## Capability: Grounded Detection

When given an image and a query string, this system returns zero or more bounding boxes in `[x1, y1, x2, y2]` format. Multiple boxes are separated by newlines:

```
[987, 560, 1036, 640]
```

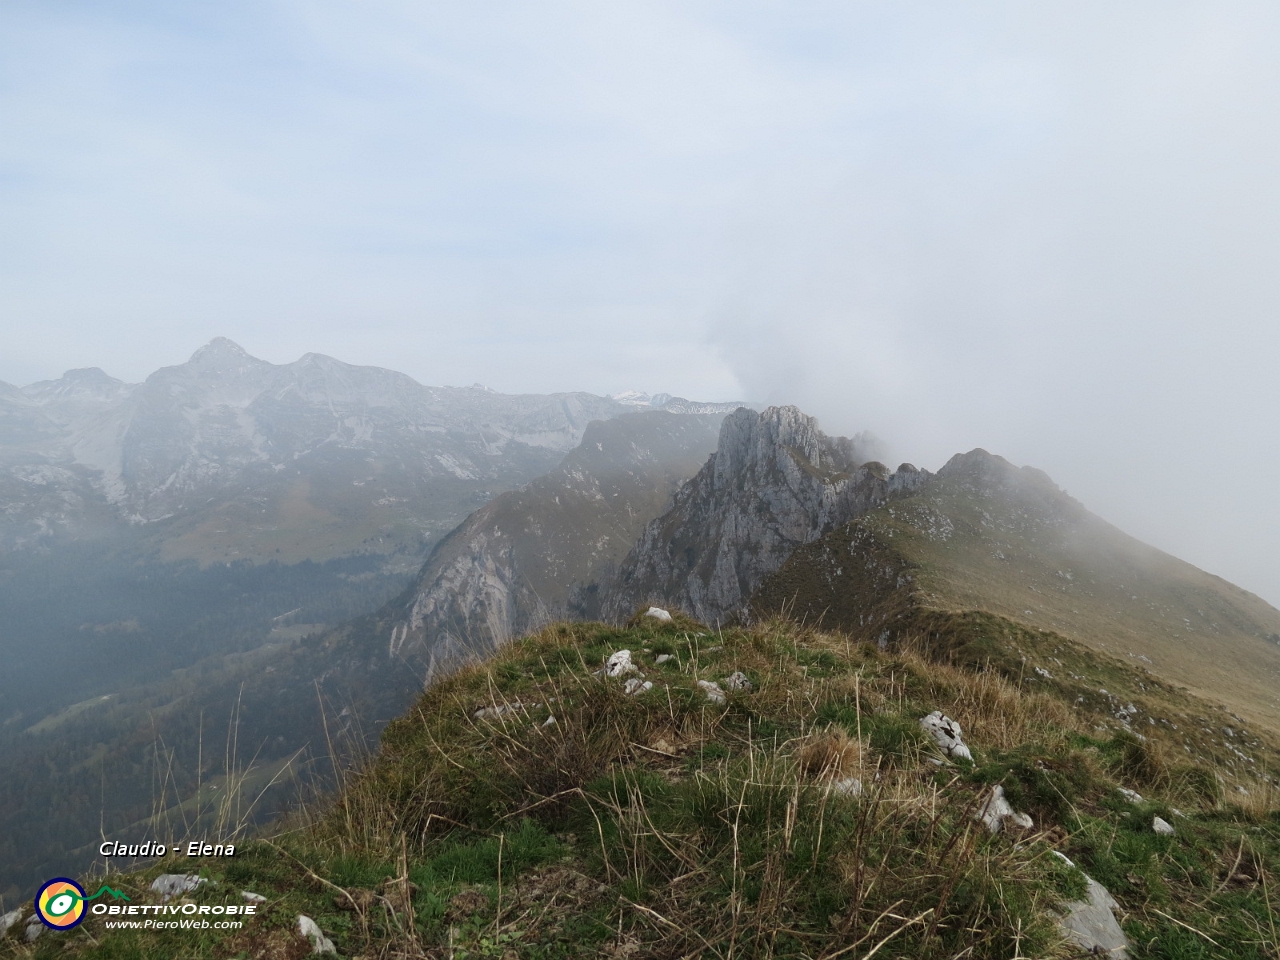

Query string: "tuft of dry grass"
[797, 728, 864, 780]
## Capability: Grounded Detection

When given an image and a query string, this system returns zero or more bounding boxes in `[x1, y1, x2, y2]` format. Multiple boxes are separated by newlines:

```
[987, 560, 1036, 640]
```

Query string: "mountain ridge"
[389, 411, 728, 678]
[753, 445, 1280, 733]
[600, 405, 923, 625]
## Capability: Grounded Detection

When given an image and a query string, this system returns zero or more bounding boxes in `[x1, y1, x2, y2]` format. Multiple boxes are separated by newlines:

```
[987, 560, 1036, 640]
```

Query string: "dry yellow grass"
[796, 728, 864, 780]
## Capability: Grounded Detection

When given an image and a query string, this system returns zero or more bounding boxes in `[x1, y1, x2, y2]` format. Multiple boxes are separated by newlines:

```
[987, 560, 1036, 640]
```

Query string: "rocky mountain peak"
[937, 448, 1077, 515]
[601, 406, 928, 625]
[189, 336, 253, 363]
[21, 367, 132, 403]
[712, 405, 860, 489]
[170, 338, 273, 388]
[391, 410, 728, 677]
[61, 366, 120, 385]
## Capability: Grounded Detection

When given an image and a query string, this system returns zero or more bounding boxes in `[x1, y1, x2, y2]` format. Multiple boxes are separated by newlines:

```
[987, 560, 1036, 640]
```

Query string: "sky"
[2, 1, 1280, 604]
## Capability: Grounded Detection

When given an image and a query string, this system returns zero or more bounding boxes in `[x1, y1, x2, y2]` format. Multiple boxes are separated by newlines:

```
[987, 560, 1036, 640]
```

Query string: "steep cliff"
[390, 411, 726, 676]
[601, 406, 928, 624]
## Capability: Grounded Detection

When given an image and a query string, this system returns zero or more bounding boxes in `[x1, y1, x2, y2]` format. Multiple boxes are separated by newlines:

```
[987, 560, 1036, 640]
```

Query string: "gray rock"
[150, 874, 206, 900]
[604, 650, 639, 677]
[977, 785, 1033, 833]
[722, 671, 753, 692]
[655, 654, 674, 665]
[831, 777, 863, 797]
[472, 702, 528, 720]
[644, 606, 673, 622]
[698, 680, 726, 705]
[623, 677, 653, 696]
[1153, 816, 1175, 836]
[1059, 875, 1130, 958]
[920, 711, 973, 761]
[24, 914, 43, 942]
[1116, 787, 1143, 804]
[0, 908, 23, 937]
[240, 891, 267, 904]
[602, 406, 923, 625]
[297, 914, 337, 954]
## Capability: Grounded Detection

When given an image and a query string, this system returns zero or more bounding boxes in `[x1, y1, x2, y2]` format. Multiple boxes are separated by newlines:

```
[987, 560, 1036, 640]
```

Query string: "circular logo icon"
[35, 878, 87, 930]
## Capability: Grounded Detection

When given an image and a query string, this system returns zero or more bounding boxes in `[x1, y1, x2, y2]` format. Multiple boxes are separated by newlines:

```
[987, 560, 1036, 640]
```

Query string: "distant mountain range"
[0, 337, 746, 563]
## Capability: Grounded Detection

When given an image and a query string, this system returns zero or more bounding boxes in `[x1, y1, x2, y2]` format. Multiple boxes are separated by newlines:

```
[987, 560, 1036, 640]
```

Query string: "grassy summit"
[5, 613, 1278, 959]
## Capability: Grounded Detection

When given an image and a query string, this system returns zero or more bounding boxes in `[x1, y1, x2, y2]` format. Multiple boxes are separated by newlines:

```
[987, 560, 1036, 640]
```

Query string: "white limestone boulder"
[920, 711, 973, 761]
[977, 785, 1034, 834]
[298, 915, 337, 954]
[604, 650, 639, 677]
[723, 671, 753, 692]
[1053, 854, 1130, 959]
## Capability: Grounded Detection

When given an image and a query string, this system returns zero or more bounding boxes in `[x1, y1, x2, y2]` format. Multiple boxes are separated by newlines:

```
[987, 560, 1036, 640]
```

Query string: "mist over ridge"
[2, 3, 1277, 605]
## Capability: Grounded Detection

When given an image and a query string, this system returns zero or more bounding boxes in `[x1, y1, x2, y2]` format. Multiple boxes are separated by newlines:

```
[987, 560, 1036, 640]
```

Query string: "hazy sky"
[3, 2, 1280, 605]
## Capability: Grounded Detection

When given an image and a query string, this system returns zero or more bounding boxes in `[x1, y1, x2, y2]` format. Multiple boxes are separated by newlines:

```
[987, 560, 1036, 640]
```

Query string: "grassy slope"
[5, 615, 1278, 959]
[756, 449, 1280, 736]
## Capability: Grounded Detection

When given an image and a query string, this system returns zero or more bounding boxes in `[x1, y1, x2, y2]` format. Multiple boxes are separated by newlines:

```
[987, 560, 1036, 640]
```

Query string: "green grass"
[4, 615, 1278, 959]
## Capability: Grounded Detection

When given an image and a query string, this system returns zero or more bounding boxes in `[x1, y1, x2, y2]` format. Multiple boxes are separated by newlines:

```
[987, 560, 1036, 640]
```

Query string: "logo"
[34, 878, 131, 930]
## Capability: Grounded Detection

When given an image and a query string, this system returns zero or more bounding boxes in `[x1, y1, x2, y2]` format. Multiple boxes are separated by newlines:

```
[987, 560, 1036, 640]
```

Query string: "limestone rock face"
[602, 407, 926, 625]
[390, 412, 726, 678]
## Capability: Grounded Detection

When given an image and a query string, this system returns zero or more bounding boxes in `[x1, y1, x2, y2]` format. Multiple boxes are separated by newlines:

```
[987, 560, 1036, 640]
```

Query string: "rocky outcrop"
[1054, 853, 1130, 958]
[390, 412, 726, 677]
[920, 711, 973, 762]
[0, 907, 23, 937]
[601, 406, 927, 625]
[297, 915, 337, 954]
